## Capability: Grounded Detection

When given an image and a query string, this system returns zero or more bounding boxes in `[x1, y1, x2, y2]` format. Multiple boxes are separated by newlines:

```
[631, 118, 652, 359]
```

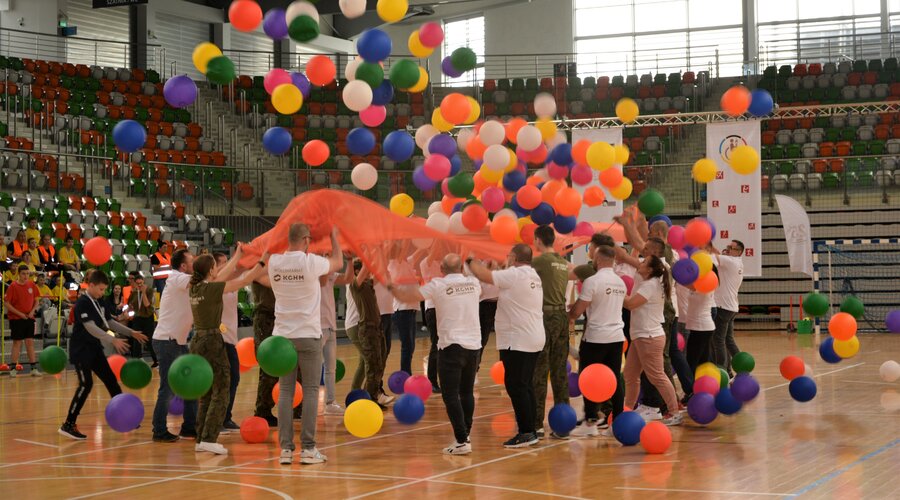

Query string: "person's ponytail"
[190, 254, 215, 289]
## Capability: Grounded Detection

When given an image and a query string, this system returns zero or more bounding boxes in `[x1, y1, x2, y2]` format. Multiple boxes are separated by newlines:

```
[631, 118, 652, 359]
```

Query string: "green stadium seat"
[823, 172, 840, 188]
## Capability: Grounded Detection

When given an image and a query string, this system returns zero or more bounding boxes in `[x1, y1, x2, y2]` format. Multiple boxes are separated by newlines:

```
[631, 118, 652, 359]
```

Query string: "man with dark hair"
[4, 265, 42, 376]
[59, 236, 81, 272]
[126, 271, 157, 366]
[711, 239, 745, 375]
[570, 232, 616, 282]
[530, 225, 571, 439]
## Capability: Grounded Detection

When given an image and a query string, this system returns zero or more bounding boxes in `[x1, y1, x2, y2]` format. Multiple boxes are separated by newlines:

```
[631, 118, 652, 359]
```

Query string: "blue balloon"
[548, 403, 577, 435]
[372, 80, 394, 105]
[819, 337, 842, 364]
[388, 370, 409, 394]
[789, 376, 817, 402]
[550, 143, 573, 166]
[345, 389, 371, 407]
[347, 127, 376, 156]
[452, 201, 464, 213]
[648, 214, 672, 227]
[384, 130, 415, 162]
[502, 170, 526, 192]
[449, 155, 462, 177]
[748, 89, 774, 117]
[672, 258, 700, 285]
[442, 56, 463, 78]
[611, 411, 645, 446]
[112, 119, 146, 153]
[428, 134, 457, 157]
[531, 202, 556, 225]
[510, 196, 530, 217]
[714, 387, 743, 415]
[357, 28, 392, 63]
[393, 394, 425, 424]
[554, 214, 577, 234]
[262, 126, 292, 155]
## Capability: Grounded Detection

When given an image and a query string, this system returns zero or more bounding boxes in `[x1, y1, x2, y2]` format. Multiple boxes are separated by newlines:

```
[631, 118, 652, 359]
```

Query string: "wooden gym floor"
[0, 332, 898, 499]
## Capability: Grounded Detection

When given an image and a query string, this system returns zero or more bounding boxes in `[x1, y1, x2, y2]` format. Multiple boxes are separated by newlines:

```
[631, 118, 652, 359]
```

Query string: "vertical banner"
[706, 121, 762, 276]
[775, 194, 814, 277]
[570, 128, 624, 265]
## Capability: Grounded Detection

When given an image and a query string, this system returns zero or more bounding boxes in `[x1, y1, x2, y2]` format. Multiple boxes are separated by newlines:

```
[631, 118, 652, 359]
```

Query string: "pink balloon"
[573, 221, 594, 236]
[419, 22, 444, 47]
[515, 161, 527, 174]
[668, 225, 685, 250]
[441, 177, 451, 197]
[403, 374, 433, 401]
[360, 105, 386, 127]
[547, 162, 568, 180]
[481, 187, 505, 213]
[677, 249, 688, 260]
[677, 332, 686, 351]
[264, 68, 292, 95]
[423, 154, 451, 181]
[570, 164, 593, 185]
[621, 274, 634, 295]
[694, 375, 720, 396]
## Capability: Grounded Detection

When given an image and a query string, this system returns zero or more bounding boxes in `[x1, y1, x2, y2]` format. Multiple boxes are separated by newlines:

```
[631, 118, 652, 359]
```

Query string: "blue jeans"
[151, 339, 197, 437]
[670, 321, 693, 396]
[392, 310, 417, 375]
[224, 342, 240, 422]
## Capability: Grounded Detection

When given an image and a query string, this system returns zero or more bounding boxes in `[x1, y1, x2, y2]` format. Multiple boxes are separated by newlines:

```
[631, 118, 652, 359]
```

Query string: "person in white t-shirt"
[469, 244, 544, 449]
[387, 253, 481, 456]
[269, 224, 343, 466]
[622, 255, 682, 426]
[710, 240, 745, 374]
[319, 266, 354, 416]
[213, 252, 242, 434]
[568, 245, 627, 437]
[387, 244, 425, 375]
[685, 280, 717, 372]
[420, 248, 444, 392]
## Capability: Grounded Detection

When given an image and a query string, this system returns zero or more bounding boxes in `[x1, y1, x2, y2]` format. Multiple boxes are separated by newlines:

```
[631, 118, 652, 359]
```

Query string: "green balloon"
[731, 351, 755, 374]
[840, 295, 865, 319]
[168, 354, 213, 400]
[288, 15, 320, 43]
[803, 291, 829, 317]
[450, 47, 477, 72]
[718, 368, 730, 389]
[355, 62, 384, 89]
[637, 188, 665, 217]
[389, 59, 420, 89]
[336, 359, 345, 383]
[38, 346, 67, 375]
[120, 359, 153, 390]
[448, 172, 475, 197]
[206, 55, 236, 86]
[257, 335, 298, 378]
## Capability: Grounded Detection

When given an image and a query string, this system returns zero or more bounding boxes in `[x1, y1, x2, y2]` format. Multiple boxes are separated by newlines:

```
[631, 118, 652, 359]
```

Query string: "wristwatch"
[258, 261, 266, 267]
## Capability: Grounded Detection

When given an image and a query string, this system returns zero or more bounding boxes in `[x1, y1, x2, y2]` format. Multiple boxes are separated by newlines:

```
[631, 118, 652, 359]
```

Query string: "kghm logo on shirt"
[445, 284, 478, 295]
[272, 274, 305, 283]
[606, 287, 626, 295]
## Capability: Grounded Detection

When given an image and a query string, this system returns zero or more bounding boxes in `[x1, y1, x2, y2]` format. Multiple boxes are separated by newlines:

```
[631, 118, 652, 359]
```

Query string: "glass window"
[634, 32, 688, 75]
[690, 27, 744, 76]
[758, 0, 797, 23]
[798, 0, 854, 19]
[575, 4, 633, 38]
[443, 16, 485, 85]
[634, 0, 687, 32]
[854, 0, 881, 15]
[576, 37, 633, 77]
[690, 0, 741, 28]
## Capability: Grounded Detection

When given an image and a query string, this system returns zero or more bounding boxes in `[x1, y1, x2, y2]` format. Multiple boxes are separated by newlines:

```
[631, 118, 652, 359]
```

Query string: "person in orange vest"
[7, 230, 28, 260]
[151, 240, 172, 294]
[38, 234, 59, 273]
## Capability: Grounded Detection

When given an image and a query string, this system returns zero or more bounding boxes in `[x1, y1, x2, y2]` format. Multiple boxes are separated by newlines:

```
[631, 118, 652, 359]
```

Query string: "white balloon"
[534, 92, 557, 117]
[483, 144, 510, 171]
[415, 124, 439, 150]
[426, 212, 450, 233]
[517, 125, 542, 152]
[351, 162, 377, 190]
[546, 131, 568, 149]
[457, 128, 475, 152]
[881, 390, 900, 412]
[803, 363, 813, 377]
[427, 201, 443, 216]
[479, 120, 505, 146]
[339, 0, 367, 19]
[880, 360, 900, 382]
[344, 57, 363, 81]
[494, 208, 518, 221]
[286, 0, 320, 23]
[448, 211, 468, 234]
[343, 80, 373, 112]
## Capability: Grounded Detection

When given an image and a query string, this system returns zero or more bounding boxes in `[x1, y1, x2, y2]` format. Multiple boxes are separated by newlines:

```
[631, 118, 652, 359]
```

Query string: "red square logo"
[712, 200, 720, 208]
[728, 205, 737, 214]
[748, 222, 756, 230]
[745, 248, 755, 257]
[741, 185, 750, 193]
[720, 230, 729, 239]
[715, 171, 725, 180]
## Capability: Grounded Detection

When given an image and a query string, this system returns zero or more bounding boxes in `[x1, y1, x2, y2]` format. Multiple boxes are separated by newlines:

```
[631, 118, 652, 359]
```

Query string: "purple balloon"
[388, 370, 409, 394]
[442, 56, 463, 78]
[413, 165, 437, 191]
[886, 310, 900, 333]
[168, 396, 184, 415]
[687, 392, 718, 425]
[291, 72, 311, 99]
[730, 374, 760, 402]
[567, 372, 581, 397]
[163, 75, 197, 108]
[428, 134, 457, 157]
[263, 8, 288, 40]
[105, 393, 144, 433]
[672, 259, 700, 285]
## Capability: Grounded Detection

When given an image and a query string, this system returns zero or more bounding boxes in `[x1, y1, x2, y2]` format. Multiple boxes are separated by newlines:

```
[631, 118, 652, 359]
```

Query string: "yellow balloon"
[609, 177, 633, 200]
[376, 0, 408, 23]
[407, 66, 429, 93]
[535, 117, 557, 141]
[728, 145, 760, 175]
[271, 83, 303, 115]
[480, 165, 503, 183]
[692, 158, 717, 183]
[695, 362, 721, 384]
[517, 216, 533, 230]
[431, 108, 454, 132]
[691, 251, 713, 276]
[192, 42, 222, 75]
[833, 335, 860, 358]
[390, 193, 414, 217]
[503, 147, 517, 172]
[587, 142, 615, 171]
[465, 96, 481, 124]
[343, 399, 384, 438]
[616, 97, 639, 123]
[408, 31, 433, 58]
[614, 144, 630, 164]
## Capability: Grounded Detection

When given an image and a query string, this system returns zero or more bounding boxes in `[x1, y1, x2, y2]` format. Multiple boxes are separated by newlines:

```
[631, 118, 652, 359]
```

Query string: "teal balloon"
[168, 354, 213, 400]
[38, 346, 67, 374]
[120, 359, 153, 389]
[257, 335, 298, 377]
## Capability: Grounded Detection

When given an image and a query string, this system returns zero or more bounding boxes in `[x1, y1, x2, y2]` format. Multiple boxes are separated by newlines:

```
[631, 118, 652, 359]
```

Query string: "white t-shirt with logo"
[389, 258, 419, 312]
[419, 259, 443, 310]
[629, 277, 666, 339]
[676, 284, 691, 324]
[268, 251, 331, 339]
[222, 291, 239, 345]
[419, 273, 482, 350]
[374, 282, 393, 316]
[320, 273, 337, 331]
[344, 284, 359, 329]
[492, 266, 545, 352]
[154, 270, 193, 345]
[686, 289, 716, 332]
[714, 254, 743, 313]
[579, 268, 626, 344]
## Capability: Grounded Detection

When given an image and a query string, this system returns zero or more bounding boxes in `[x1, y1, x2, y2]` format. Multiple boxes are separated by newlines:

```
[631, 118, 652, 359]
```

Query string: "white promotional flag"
[706, 121, 762, 276]
[570, 128, 624, 265]
[775, 194, 814, 277]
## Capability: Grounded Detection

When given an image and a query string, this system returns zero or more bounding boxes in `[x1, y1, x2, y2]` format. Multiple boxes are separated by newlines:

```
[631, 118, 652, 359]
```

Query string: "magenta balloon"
[547, 162, 568, 180]
[668, 225, 686, 250]
[423, 154, 451, 181]
[360, 105, 386, 127]
[263, 8, 288, 40]
[694, 375, 720, 396]
[441, 177, 451, 197]
[418, 22, 444, 47]
[481, 187, 505, 213]
[573, 221, 594, 237]
[264, 68, 292, 95]
[570, 164, 593, 185]
[621, 274, 634, 295]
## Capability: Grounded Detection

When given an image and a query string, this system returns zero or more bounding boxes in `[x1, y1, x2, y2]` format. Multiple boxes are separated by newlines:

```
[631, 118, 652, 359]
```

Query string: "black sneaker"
[549, 431, 570, 440]
[536, 428, 545, 440]
[59, 422, 87, 440]
[153, 431, 180, 443]
[179, 429, 197, 439]
[503, 432, 539, 449]
[257, 414, 278, 427]
[292, 411, 303, 420]
[222, 420, 240, 432]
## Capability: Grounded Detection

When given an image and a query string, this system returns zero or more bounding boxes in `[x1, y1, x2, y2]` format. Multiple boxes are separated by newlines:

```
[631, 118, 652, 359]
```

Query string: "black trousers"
[130, 316, 157, 362]
[66, 351, 122, 425]
[500, 349, 539, 435]
[686, 329, 714, 372]
[579, 340, 624, 421]
[476, 300, 497, 370]
[438, 343, 479, 444]
[425, 308, 440, 388]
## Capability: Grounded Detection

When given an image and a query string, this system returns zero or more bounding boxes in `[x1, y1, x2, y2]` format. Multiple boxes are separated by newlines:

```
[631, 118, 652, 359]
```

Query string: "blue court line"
[789, 438, 900, 498]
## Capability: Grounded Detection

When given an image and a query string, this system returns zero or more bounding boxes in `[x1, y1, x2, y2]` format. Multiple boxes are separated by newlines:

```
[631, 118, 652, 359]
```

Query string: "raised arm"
[213, 244, 245, 283]
[356, 265, 372, 286]
[467, 259, 494, 285]
[328, 228, 344, 273]
[623, 293, 648, 311]
[224, 256, 269, 294]
[386, 282, 425, 304]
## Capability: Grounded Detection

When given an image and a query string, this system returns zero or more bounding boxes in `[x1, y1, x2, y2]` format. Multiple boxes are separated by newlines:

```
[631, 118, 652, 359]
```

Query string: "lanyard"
[87, 296, 111, 331]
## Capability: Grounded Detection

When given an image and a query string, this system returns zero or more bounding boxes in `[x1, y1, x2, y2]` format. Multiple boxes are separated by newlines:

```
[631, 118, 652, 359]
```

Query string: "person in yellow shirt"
[25, 218, 40, 247]
[58, 237, 81, 272]
[5, 254, 37, 283]
[26, 239, 41, 267]
[36, 273, 55, 301]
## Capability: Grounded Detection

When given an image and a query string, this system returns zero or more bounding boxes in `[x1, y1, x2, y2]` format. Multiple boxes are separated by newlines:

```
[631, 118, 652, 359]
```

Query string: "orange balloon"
[828, 312, 858, 341]
[272, 381, 303, 408]
[465, 135, 487, 160]
[721, 85, 751, 117]
[461, 204, 488, 231]
[306, 55, 336, 87]
[540, 179, 565, 204]
[236, 337, 257, 367]
[684, 218, 713, 248]
[490, 216, 518, 244]
[302, 139, 330, 166]
[525, 175, 543, 187]
[441, 195, 464, 215]
[107, 354, 127, 381]
[599, 168, 623, 189]
[473, 170, 491, 195]
[490, 361, 505, 385]
[554, 187, 582, 216]
[693, 271, 718, 294]
[440, 93, 471, 125]
[578, 363, 617, 403]
[505, 118, 528, 143]
[520, 223, 537, 244]
[779, 355, 805, 380]
[517, 185, 542, 209]
[572, 139, 591, 165]
[583, 186, 606, 206]
[640, 421, 672, 454]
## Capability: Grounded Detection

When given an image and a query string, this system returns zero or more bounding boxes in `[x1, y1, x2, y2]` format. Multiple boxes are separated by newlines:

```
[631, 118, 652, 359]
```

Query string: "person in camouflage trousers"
[191, 328, 231, 444]
[348, 259, 390, 403]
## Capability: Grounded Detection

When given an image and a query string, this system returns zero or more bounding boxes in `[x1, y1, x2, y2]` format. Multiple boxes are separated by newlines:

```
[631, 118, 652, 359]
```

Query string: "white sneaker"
[600, 428, 614, 438]
[300, 447, 327, 464]
[570, 420, 599, 437]
[279, 449, 293, 465]
[377, 394, 395, 406]
[196, 441, 228, 455]
[9, 369, 16, 378]
[324, 403, 345, 416]
[194, 443, 201, 452]
[662, 413, 683, 426]
[637, 405, 662, 422]
[442, 441, 472, 455]
[31, 368, 43, 377]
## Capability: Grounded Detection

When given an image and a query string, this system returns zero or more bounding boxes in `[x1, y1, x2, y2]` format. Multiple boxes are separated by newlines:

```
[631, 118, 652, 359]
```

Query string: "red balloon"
[240, 416, 270, 444]
[684, 218, 713, 248]
[272, 381, 303, 408]
[520, 223, 537, 244]
[489, 361, 505, 385]
[229, 0, 263, 32]
[236, 337, 257, 367]
[403, 374, 433, 401]
[640, 421, 672, 454]
[306, 55, 336, 87]
[516, 185, 542, 210]
[84, 236, 112, 266]
[302, 139, 330, 166]
[779, 355, 805, 380]
[579, 363, 617, 402]
[107, 354, 127, 381]
[461, 204, 488, 231]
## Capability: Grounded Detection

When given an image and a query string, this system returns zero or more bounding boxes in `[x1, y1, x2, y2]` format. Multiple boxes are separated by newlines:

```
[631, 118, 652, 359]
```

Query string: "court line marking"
[0, 441, 152, 469]
[14, 439, 60, 450]
[614, 486, 793, 496]
[0, 476, 291, 500]
[51, 465, 393, 482]
[840, 379, 898, 386]
[590, 460, 680, 466]
[787, 438, 900, 498]
[762, 362, 865, 391]
[426, 479, 591, 499]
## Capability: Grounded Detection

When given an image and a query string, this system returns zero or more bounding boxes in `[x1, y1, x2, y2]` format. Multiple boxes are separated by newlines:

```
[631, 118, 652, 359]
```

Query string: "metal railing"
[760, 30, 900, 71]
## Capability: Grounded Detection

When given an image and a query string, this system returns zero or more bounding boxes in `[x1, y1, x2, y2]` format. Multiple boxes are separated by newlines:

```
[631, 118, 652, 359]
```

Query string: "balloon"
[112, 119, 146, 153]
[272, 83, 303, 114]
[415, 125, 439, 151]
[425, 212, 450, 233]
[684, 218, 713, 247]
[389, 59, 420, 89]
[355, 62, 384, 88]
[839, 296, 865, 319]
[693, 271, 718, 294]
[609, 177, 633, 200]
[691, 251, 713, 276]
[39, 345, 67, 374]
[257, 336, 298, 378]
[550, 143, 573, 166]
[489, 361, 505, 385]
[376, 0, 408, 23]
[534, 92, 557, 117]
[272, 381, 303, 408]
[347, 127, 376, 156]
[428, 133, 457, 158]
[554, 187, 582, 217]
[419, 21, 444, 47]
[789, 376, 817, 402]
[371, 79, 394, 105]
[833, 335, 860, 358]
[803, 292, 830, 317]
[105, 393, 144, 433]
[479, 120, 506, 146]
[345, 57, 362, 82]
[306, 55, 336, 86]
[450, 47, 477, 72]
[390, 193, 414, 217]
[169, 354, 214, 399]
[549, 404, 578, 435]
[692, 158, 717, 183]
[440, 93, 471, 125]
[748, 88, 774, 117]
[403, 374, 433, 401]
[490, 216, 518, 244]
[502, 170, 526, 192]
[384, 130, 415, 162]
[729, 145, 760, 175]
[579, 363, 617, 402]
[192, 42, 222, 74]
[423, 154, 451, 181]
[481, 187, 505, 213]
[879, 360, 900, 382]
[819, 337, 842, 364]
[668, 225, 685, 249]
[614, 144, 630, 164]
[731, 352, 755, 373]
[431, 108, 454, 132]
[286, 0, 320, 23]
[534, 117, 557, 140]
[779, 355, 805, 380]
[637, 188, 665, 217]
[407, 66, 429, 93]
[581, 186, 605, 207]
[163, 75, 198, 108]
[291, 72, 311, 98]
[612, 411, 645, 446]
[504, 117, 527, 143]
[360, 105, 386, 127]
[587, 142, 615, 170]
[554, 214, 577, 234]
[263, 8, 288, 40]
[828, 312, 857, 341]
[120, 359, 152, 390]
[393, 394, 425, 424]
[442, 56, 463, 78]
[344, 399, 384, 437]
[351, 163, 378, 191]
[240, 416, 270, 443]
[446, 172, 473, 198]
[263, 126, 292, 155]
[343, 80, 374, 112]
[715, 387, 743, 415]
[339, 0, 367, 18]
[264, 68, 292, 95]
[530, 202, 555, 225]
[168, 396, 184, 415]
[540, 179, 565, 204]
[461, 204, 488, 231]
[346, 389, 371, 406]
[205, 55, 236, 85]
[687, 392, 718, 425]
[640, 422, 672, 454]
[229, 0, 263, 32]
[517, 185, 542, 210]
[484, 144, 511, 171]
[388, 370, 410, 394]
[464, 96, 481, 123]
[236, 337, 257, 367]
[886, 310, 900, 332]
[731, 373, 760, 402]
[547, 162, 568, 180]
[694, 375, 720, 396]
[357, 28, 392, 62]
[721, 85, 751, 117]
[516, 125, 543, 152]
[288, 15, 319, 43]
[302, 139, 330, 166]
[616, 97, 639, 123]
[84, 236, 112, 266]
[672, 258, 699, 285]
[408, 31, 433, 58]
